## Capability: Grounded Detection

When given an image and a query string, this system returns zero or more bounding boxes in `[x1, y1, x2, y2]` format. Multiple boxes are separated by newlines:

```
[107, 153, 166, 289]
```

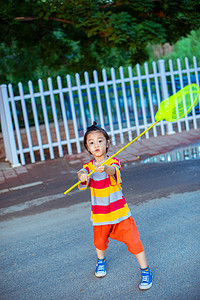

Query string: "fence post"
[158, 59, 175, 135]
[0, 85, 21, 167]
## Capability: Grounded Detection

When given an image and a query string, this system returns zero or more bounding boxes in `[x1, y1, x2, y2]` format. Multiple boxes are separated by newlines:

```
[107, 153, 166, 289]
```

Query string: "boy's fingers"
[80, 175, 87, 182]
[96, 166, 104, 173]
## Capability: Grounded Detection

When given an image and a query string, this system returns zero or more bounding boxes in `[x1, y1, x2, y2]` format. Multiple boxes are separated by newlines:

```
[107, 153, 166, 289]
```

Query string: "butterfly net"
[155, 84, 199, 122]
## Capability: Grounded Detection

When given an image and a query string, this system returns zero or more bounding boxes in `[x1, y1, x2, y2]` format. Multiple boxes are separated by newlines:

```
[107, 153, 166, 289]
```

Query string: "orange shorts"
[93, 216, 144, 255]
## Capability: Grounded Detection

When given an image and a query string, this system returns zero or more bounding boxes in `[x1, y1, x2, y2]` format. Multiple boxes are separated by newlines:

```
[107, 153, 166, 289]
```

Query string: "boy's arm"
[104, 165, 115, 176]
[96, 159, 121, 185]
[95, 164, 115, 176]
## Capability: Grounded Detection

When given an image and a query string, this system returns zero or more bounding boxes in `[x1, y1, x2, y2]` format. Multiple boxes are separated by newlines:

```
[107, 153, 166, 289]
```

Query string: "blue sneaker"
[95, 258, 106, 278]
[139, 266, 153, 290]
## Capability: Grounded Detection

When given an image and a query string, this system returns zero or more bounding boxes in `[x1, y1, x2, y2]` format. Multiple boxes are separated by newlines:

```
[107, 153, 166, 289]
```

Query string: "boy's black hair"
[84, 121, 110, 154]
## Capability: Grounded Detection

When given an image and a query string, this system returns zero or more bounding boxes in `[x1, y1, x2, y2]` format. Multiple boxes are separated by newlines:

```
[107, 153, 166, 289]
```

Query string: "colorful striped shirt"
[78, 157, 131, 226]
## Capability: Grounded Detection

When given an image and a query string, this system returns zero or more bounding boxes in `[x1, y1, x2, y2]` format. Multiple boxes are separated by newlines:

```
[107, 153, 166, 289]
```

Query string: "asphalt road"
[1, 159, 200, 221]
[0, 159, 200, 299]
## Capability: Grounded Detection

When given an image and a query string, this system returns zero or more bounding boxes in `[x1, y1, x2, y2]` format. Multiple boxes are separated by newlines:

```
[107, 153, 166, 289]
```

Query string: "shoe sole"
[95, 271, 107, 278]
[139, 282, 152, 290]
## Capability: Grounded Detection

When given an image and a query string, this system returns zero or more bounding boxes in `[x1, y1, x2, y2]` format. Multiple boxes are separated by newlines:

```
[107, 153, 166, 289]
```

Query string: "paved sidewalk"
[0, 129, 200, 192]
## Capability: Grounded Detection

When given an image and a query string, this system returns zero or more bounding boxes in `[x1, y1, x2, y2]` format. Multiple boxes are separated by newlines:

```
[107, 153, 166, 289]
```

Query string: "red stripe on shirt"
[91, 197, 126, 214]
[89, 177, 110, 189]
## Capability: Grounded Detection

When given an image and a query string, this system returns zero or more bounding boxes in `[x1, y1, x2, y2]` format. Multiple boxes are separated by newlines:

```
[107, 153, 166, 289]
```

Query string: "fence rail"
[0, 57, 200, 166]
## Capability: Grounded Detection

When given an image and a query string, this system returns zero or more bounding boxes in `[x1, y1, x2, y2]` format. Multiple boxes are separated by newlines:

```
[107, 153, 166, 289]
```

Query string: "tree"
[0, 0, 200, 85]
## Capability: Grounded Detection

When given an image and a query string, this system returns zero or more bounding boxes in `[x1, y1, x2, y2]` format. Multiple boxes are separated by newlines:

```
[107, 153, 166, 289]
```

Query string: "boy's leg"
[109, 217, 152, 289]
[96, 248, 105, 260]
[136, 251, 152, 290]
[95, 253, 107, 278]
[93, 225, 111, 278]
[135, 251, 147, 269]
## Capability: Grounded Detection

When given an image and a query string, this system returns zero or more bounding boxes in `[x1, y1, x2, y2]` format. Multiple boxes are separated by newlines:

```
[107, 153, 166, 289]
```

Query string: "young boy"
[77, 122, 152, 290]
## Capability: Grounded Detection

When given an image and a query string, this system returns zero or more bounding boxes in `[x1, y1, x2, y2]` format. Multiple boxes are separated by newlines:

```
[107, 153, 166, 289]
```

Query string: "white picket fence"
[0, 57, 200, 166]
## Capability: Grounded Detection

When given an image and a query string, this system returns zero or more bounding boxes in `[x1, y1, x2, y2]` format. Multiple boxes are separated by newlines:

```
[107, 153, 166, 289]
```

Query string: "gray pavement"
[1, 190, 199, 299]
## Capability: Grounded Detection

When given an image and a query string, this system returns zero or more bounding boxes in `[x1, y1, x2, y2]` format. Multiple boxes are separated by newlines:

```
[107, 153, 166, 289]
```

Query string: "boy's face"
[86, 131, 109, 160]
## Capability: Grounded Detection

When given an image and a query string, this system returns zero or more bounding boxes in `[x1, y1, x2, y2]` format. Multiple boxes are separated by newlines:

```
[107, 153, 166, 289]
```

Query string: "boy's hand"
[78, 172, 88, 183]
[96, 164, 115, 176]
[95, 165, 106, 173]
